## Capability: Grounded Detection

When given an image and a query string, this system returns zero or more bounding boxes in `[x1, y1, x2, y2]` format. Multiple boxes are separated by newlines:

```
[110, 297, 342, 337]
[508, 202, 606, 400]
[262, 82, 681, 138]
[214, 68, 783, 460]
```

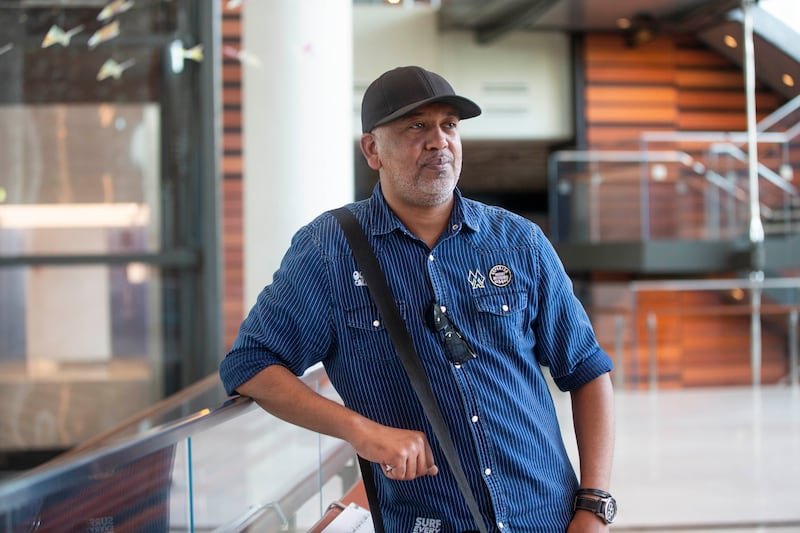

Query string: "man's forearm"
[236, 364, 439, 479]
[570, 372, 615, 489]
[236, 364, 371, 442]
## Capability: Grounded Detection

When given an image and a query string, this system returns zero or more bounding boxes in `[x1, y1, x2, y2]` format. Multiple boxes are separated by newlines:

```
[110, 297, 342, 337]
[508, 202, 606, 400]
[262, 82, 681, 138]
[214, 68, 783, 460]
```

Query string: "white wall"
[243, 0, 354, 307]
[353, 5, 574, 141]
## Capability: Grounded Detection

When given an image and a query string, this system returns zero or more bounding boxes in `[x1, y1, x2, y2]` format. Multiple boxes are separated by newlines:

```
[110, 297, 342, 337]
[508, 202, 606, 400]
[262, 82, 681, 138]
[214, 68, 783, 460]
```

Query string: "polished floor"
[553, 383, 800, 532]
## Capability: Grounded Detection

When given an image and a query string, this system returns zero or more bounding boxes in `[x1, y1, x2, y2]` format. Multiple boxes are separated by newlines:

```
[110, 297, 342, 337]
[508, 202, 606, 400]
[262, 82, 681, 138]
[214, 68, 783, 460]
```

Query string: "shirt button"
[451, 224, 459, 231]
[484, 468, 492, 476]
[498, 522, 505, 529]
[428, 254, 434, 262]
[454, 363, 461, 369]
[372, 320, 380, 328]
[471, 415, 478, 423]
[501, 304, 509, 312]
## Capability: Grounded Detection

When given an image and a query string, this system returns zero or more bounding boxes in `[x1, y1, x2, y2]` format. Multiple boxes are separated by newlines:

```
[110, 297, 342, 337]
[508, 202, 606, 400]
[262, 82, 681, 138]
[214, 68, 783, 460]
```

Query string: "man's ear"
[359, 133, 382, 171]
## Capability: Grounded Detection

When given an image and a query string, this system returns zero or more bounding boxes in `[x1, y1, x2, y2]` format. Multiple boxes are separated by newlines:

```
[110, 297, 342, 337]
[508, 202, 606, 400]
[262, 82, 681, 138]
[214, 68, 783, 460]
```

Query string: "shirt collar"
[368, 183, 481, 237]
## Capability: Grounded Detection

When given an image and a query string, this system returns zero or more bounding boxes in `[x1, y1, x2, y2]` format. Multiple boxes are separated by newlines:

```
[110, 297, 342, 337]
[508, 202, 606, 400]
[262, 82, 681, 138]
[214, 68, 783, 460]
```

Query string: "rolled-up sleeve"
[219, 227, 333, 396]
[531, 227, 613, 392]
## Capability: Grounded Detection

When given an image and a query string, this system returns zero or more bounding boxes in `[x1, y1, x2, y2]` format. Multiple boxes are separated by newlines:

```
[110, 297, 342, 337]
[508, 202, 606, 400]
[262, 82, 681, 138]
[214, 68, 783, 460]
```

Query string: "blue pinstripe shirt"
[220, 184, 613, 533]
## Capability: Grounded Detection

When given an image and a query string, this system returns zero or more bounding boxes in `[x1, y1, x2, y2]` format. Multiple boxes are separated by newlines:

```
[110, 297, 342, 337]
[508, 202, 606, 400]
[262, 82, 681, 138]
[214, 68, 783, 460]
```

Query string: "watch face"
[604, 497, 617, 523]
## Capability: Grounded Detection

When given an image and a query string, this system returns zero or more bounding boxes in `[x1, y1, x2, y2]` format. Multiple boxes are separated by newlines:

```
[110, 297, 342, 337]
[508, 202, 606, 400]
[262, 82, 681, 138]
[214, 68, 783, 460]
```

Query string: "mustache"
[420, 153, 454, 166]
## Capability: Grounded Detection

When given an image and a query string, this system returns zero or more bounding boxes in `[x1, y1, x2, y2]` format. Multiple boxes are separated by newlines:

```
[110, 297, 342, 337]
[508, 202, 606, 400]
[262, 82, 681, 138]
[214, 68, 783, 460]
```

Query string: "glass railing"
[549, 95, 800, 245]
[547, 149, 747, 242]
[0, 365, 359, 532]
[576, 276, 800, 391]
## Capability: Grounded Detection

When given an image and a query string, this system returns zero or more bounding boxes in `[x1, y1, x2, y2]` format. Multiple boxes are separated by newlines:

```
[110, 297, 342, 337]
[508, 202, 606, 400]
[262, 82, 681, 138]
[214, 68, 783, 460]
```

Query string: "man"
[220, 66, 615, 532]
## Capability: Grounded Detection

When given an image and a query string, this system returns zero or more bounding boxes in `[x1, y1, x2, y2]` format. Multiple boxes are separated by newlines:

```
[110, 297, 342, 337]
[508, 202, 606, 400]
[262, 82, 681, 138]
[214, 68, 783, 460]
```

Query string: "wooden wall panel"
[581, 33, 788, 388]
[220, 0, 244, 350]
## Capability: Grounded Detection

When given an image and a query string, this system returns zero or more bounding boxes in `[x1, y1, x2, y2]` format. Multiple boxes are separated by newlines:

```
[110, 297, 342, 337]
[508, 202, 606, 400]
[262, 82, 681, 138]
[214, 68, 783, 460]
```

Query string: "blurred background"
[0, 0, 798, 531]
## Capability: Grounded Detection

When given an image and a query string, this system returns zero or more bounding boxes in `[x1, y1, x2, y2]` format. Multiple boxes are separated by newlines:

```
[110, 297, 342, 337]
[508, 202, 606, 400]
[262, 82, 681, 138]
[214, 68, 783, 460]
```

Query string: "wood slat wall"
[582, 33, 790, 388]
[221, 0, 244, 350]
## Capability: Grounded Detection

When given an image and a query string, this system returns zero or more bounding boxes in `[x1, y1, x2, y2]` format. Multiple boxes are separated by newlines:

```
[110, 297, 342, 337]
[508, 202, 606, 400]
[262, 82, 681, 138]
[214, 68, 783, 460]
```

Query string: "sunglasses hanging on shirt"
[426, 302, 477, 365]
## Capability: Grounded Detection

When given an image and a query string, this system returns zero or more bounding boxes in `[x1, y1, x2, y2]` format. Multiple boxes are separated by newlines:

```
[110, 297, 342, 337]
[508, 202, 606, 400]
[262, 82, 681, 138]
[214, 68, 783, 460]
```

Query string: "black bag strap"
[330, 207, 488, 533]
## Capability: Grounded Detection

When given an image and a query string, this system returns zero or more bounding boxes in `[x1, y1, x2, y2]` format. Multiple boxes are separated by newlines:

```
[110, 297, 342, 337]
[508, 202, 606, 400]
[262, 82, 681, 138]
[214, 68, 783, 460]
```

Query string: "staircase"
[549, 5, 800, 388]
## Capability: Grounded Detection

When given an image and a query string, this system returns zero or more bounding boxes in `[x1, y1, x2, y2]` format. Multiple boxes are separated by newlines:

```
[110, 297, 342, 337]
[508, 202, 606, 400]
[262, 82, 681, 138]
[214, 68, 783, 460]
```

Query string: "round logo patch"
[488, 264, 513, 287]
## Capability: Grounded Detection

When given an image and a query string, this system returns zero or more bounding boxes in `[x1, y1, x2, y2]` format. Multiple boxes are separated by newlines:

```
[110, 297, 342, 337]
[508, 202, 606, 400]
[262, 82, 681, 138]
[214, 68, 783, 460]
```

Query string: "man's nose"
[426, 128, 448, 150]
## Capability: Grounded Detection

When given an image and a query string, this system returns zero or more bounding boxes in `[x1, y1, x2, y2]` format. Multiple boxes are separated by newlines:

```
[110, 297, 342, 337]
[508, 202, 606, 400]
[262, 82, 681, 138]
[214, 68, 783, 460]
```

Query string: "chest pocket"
[344, 300, 408, 362]
[472, 291, 528, 349]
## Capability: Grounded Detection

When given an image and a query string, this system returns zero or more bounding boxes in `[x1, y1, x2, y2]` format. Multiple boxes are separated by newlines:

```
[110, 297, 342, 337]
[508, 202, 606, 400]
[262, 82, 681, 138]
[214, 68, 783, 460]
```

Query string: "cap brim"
[369, 95, 482, 132]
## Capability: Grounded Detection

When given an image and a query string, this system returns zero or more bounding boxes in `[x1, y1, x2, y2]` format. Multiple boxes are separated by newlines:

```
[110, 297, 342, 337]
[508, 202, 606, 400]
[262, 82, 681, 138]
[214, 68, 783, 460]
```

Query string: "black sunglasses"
[426, 302, 477, 365]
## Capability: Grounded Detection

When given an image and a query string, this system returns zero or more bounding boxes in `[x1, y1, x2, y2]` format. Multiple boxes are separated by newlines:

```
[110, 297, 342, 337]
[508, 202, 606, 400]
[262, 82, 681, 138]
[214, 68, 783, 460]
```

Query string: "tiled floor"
[553, 384, 800, 532]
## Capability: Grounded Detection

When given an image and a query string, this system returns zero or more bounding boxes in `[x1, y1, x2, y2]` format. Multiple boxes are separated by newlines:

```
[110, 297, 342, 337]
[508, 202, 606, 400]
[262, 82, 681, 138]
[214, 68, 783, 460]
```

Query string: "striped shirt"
[220, 184, 613, 533]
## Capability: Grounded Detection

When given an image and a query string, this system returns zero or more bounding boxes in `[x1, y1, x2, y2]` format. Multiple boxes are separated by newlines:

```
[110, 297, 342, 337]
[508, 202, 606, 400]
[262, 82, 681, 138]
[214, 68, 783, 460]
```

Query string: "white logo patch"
[412, 517, 442, 533]
[489, 264, 513, 287]
[353, 270, 367, 287]
[468, 269, 486, 289]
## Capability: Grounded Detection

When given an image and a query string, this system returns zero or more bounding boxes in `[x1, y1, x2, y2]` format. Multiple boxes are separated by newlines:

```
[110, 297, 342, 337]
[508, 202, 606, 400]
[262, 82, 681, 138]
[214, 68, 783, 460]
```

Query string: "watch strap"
[574, 496, 603, 514]
[576, 487, 612, 499]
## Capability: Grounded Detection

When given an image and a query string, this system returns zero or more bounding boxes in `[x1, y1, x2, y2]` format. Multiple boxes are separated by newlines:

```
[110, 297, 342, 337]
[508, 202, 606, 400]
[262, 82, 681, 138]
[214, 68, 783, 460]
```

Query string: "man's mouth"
[422, 157, 452, 171]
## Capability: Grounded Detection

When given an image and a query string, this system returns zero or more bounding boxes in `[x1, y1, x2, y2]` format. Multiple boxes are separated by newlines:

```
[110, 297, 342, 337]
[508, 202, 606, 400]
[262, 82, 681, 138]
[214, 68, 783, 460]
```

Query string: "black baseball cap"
[360, 66, 482, 133]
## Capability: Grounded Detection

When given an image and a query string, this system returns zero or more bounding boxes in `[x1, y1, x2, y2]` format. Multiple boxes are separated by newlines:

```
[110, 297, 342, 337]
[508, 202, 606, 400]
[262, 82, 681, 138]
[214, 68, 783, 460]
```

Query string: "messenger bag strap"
[330, 207, 489, 533]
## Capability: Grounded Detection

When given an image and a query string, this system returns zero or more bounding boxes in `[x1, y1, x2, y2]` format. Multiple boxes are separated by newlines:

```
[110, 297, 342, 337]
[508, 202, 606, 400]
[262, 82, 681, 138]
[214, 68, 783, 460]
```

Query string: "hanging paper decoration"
[88, 20, 120, 48]
[223, 45, 262, 68]
[98, 0, 135, 21]
[96, 58, 136, 81]
[179, 44, 203, 62]
[41, 24, 84, 48]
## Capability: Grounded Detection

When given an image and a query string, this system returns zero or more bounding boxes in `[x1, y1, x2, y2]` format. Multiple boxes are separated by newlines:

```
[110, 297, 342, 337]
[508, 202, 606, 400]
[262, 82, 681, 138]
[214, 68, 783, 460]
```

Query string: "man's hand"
[567, 509, 610, 533]
[350, 422, 439, 480]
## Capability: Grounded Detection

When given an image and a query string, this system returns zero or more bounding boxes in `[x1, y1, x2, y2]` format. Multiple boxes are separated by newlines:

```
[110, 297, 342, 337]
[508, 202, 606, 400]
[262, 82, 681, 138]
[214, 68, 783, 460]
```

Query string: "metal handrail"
[0, 365, 338, 514]
[709, 142, 799, 195]
[547, 150, 702, 242]
[547, 149, 762, 242]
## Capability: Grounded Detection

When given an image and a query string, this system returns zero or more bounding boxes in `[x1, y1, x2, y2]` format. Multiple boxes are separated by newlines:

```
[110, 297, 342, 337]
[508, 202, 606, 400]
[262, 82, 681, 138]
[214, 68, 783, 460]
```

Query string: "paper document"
[321, 503, 374, 533]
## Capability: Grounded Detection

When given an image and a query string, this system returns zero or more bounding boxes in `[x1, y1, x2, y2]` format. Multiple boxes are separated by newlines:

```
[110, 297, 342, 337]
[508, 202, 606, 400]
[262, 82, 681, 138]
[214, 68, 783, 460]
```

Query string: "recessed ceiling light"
[386, 0, 401, 4]
[723, 34, 738, 48]
[782, 73, 795, 87]
[617, 18, 631, 29]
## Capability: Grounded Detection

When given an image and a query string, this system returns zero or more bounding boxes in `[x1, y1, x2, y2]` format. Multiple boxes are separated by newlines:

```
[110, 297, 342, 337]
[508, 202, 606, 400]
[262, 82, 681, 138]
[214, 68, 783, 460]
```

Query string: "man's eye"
[410, 122, 424, 129]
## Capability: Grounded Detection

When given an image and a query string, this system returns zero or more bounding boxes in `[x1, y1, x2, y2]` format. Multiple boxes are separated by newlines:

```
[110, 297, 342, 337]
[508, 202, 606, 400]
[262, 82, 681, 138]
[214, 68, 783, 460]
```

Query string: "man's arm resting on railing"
[236, 364, 439, 480]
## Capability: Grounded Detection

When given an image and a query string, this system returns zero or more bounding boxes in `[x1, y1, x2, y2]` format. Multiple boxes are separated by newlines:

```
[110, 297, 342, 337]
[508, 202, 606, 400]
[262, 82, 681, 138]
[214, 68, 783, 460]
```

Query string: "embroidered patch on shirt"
[412, 517, 442, 533]
[488, 264, 513, 287]
[353, 270, 367, 287]
[468, 269, 486, 289]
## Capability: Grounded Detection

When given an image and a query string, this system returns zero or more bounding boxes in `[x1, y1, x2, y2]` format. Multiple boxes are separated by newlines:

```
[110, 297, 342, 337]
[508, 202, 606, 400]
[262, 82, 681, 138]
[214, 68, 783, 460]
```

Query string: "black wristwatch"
[573, 488, 617, 524]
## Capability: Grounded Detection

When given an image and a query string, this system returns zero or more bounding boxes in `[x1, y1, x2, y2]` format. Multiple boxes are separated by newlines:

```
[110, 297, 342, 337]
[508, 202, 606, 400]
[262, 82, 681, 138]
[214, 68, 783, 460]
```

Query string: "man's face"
[360, 103, 463, 209]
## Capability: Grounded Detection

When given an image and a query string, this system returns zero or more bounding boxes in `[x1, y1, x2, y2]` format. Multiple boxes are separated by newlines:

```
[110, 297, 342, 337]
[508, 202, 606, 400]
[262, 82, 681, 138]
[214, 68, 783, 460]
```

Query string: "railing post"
[647, 312, 658, 391]
[749, 274, 763, 388]
[790, 309, 799, 387]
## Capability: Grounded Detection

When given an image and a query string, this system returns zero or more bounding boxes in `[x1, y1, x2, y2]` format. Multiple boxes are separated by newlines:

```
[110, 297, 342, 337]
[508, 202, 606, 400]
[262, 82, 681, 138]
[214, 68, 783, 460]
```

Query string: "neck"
[389, 198, 453, 249]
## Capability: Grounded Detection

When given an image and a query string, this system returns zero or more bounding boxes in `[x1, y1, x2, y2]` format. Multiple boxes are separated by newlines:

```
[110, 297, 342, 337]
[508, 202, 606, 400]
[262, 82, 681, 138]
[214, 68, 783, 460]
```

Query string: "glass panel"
[0, 445, 180, 531]
[0, 368, 360, 533]
[189, 378, 358, 531]
[552, 154, 745, 243]
[0, 104, 161, 255]
[0, 263, 163, 451]
[576, 277, 800, 389]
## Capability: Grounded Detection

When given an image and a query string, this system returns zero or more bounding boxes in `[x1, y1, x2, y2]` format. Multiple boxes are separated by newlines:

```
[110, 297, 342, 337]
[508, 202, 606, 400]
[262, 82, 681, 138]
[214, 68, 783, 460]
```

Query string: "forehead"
[400, 102, 460, 121]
